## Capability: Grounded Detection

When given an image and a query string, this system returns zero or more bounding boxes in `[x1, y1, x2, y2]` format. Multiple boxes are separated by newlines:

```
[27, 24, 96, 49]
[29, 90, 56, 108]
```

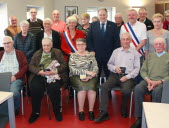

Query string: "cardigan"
[0, 49, 28, 80]
[28, 48, 68, 86]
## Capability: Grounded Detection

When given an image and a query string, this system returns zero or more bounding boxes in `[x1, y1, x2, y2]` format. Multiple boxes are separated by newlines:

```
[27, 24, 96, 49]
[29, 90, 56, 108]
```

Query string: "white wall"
[0, 0, 54, 24]
[54, 0, 155, 22]
[0, 0, 155, 24]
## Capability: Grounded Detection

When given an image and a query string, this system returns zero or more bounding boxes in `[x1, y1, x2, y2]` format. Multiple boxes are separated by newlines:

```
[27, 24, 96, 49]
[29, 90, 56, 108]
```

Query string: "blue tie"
[101, 23, 105, 38]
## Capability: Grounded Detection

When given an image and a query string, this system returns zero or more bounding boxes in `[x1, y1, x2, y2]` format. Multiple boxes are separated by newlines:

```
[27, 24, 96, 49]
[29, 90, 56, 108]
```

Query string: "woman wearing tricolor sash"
[61, 16, 85, 61]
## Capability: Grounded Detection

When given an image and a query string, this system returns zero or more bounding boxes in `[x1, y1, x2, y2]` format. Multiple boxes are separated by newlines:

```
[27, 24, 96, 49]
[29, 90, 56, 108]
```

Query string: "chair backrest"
[0, 72, 12, 91]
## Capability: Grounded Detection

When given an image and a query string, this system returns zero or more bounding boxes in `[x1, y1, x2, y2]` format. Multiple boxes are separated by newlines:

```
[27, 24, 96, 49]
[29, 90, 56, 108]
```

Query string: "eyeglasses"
[3, 42, 12, 45]
[76, 44, 86, 47]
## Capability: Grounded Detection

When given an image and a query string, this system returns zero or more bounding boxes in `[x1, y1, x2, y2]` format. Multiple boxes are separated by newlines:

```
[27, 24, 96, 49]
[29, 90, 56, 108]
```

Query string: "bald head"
[29, 8, 37, 20]
[9, 16, 18, 27]
[52, 10, 60, 21]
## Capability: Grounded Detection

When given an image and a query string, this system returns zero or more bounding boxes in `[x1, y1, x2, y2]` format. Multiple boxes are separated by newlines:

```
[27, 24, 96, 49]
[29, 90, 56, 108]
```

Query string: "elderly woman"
[14, 20, 36, 63]
[28, 37, 67, 123]
[61, 16, 85, 61]
[145, 13, 169, 56]
[36, 18, 61, 50]
[163, 10, 169, 30]
[69, 38, 98, 121]
[77, 13, 90, 36]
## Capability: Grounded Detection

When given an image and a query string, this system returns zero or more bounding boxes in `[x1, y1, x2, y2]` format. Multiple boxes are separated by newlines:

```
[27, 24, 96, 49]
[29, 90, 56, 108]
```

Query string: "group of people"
[0, 6, 169, 128]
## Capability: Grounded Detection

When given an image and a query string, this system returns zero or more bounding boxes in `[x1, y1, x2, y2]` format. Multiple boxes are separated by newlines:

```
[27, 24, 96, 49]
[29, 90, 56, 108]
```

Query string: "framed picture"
[65, 6, 78, 21]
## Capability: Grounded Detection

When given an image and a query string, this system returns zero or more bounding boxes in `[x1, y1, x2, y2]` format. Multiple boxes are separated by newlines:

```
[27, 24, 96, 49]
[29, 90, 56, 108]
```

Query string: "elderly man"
[120, 9, 147, 57]
[131, 37, 169, 128]
[27, 8, 43, 36]
[4, 16, 21, 39]
[28, 37, 67, 123]
[0, 36, 28, 115]
[138, 8, 154, 31]
[114, 13, 124, 33]
[36, 18, 61, 50]
[51, 10, 67, 34]
[94, 32, 140, 122]
[87, 8, 120, 79]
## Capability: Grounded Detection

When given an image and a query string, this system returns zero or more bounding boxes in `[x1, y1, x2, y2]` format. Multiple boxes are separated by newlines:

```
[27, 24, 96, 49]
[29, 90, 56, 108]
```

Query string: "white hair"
[43, 18, 52, 24]
[42, 37, 53, 46]
[20, 20, 29, 27]
[154, 37, 166, 45]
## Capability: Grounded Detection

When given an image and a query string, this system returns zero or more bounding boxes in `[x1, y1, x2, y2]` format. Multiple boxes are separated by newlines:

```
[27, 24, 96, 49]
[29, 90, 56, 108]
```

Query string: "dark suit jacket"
[137, 18, 154, 31]
[36, 30, 61, 50]
[87, 20, 120, 61]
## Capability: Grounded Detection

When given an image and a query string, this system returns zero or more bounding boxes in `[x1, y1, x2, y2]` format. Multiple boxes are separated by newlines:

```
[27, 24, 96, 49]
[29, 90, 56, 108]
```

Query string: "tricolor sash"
[63, 31, 77, 52]
[123, 23, 144, 56]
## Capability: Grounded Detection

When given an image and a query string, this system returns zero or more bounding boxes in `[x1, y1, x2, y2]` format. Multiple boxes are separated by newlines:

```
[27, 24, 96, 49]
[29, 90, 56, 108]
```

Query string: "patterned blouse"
[69, 52, 98, 76]
[76, 24, 90, 37]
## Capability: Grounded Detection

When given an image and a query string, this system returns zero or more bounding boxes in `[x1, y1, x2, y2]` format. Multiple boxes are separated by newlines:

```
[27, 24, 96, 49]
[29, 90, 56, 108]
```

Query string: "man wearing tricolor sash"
[120, 9, 147, 57]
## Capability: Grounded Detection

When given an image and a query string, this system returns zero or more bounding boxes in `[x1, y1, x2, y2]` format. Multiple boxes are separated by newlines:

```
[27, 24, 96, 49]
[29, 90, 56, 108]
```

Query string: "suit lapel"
[96, 21, 102, 36]
[105, 20, 110, 37]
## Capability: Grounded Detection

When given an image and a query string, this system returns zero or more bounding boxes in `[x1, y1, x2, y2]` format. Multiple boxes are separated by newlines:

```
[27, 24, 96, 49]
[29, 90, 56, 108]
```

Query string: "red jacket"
[61, 29, 85, 61]
[0, 49, 28, 80]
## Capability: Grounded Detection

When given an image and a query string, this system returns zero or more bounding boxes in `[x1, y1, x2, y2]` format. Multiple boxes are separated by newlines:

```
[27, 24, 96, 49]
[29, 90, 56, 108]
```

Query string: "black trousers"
[99, 72, 136, 114]
[30, 75, 62, 114]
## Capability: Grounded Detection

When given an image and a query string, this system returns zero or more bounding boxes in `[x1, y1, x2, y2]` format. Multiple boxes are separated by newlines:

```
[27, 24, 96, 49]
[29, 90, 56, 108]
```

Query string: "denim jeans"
[10, 79, 22, 110]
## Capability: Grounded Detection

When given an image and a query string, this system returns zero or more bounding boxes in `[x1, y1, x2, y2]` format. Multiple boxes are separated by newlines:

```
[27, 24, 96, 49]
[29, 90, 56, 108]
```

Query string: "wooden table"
[0, 91, 16, 128]
[142, 102, 169, 128]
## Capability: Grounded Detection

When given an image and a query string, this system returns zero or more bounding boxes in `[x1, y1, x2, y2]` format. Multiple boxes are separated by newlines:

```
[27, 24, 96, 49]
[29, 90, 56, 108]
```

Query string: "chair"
[73, 77, 107, 115]
[73, 89, 77, 115]
[99, 76, 133, 118]
[111, 86, 133, 118]
[98, 77, 107, 102]
[0, 72, 24, 115]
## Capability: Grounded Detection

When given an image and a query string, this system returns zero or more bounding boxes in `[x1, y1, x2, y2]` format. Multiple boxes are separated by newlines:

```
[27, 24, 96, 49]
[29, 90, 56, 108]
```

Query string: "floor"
[5, 90, 151, 128]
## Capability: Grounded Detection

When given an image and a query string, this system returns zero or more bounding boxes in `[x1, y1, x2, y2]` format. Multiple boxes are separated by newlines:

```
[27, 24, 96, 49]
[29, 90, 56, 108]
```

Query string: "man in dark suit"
[137, 8, 154, 31]
[87, 8, 120, 79]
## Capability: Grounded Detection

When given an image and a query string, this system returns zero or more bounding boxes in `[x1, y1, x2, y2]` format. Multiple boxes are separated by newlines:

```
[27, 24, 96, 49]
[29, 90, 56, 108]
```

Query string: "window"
[26, 5, 44, 20]
[0, 3, 8, 47]
[87, 7, 116, 23]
